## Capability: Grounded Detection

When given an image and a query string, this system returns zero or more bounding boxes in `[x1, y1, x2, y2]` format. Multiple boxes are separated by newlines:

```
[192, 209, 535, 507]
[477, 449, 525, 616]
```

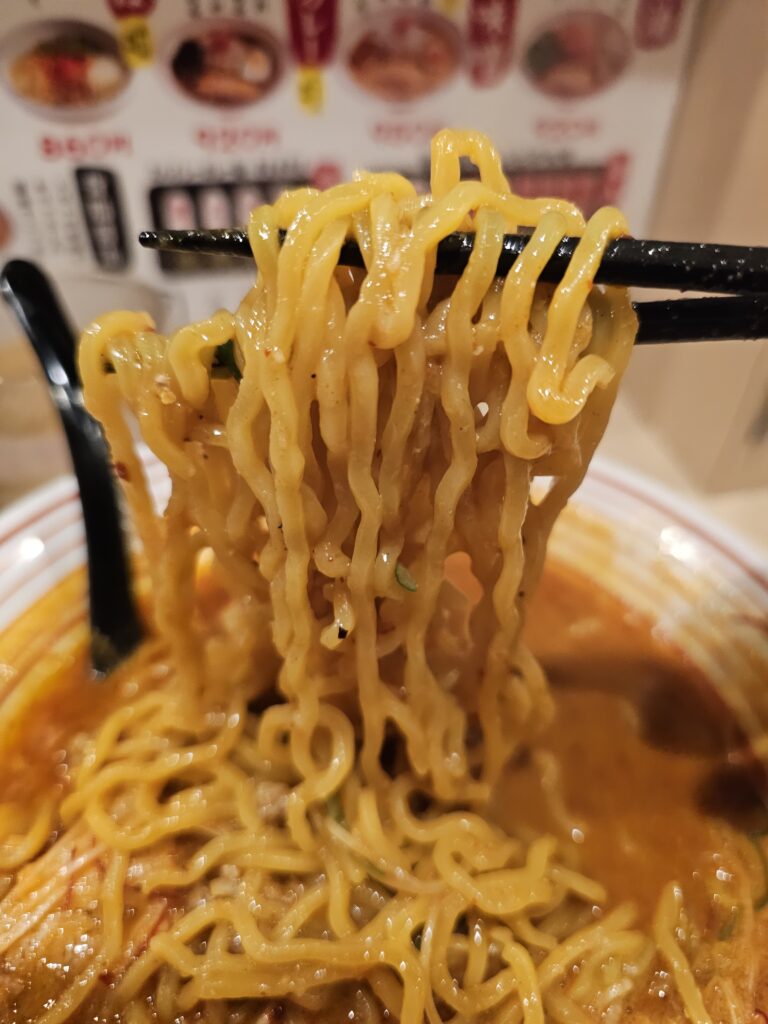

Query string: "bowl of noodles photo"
[523, 11, 631, 100]
[165, 18, 282, 108]
[0, 19, 131, 121]
[346, 9, 461, 102]
[0, 129, 767, 1022]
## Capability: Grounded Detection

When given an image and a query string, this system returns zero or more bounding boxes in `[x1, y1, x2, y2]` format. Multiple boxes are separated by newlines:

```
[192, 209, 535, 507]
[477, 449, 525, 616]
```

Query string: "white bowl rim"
[588, 458, 768, 585]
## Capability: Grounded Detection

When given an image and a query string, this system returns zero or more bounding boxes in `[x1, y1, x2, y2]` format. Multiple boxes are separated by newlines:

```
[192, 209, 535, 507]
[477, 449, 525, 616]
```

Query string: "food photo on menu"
[0, 1, 766, 1023]
[2, 17, 131, 116]
[168, 20, 283, 107]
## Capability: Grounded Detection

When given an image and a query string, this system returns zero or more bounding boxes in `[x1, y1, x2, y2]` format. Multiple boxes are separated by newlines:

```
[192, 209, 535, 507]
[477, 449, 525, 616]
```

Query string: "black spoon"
[0, 259, 142, 676]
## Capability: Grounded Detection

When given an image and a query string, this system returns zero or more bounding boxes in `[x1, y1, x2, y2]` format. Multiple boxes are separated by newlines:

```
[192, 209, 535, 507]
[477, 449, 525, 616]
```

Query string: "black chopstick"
[634, 296, 768, 344]
[139, 228, 768, 297]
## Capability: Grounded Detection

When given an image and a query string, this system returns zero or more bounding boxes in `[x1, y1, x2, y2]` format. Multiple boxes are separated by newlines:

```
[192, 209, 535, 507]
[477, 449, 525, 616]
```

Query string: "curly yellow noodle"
[654, 882, 715, 1024]
[0, 795, 56, 870]
[0, 128, 727, 1022]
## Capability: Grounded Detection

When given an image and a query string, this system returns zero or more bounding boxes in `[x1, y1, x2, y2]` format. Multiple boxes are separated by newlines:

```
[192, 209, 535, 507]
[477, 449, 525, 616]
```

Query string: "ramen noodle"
[0, 129, 763, 1023]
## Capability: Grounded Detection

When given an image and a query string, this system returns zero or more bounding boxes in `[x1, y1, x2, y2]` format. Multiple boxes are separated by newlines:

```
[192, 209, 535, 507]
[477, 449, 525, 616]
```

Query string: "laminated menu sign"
[0, 0, 697, 320]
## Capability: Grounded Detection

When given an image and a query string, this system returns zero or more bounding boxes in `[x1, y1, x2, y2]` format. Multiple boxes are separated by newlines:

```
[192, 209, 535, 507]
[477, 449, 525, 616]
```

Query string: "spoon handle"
[0, 259, 142, 676]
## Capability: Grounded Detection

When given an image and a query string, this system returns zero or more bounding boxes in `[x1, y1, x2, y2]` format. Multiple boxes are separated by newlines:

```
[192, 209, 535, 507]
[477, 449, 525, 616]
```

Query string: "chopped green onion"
[326, 792, 346, 827]
[749, 832, 768, 910]
[395, 562, 418, 592]
[362, 861, 395, 895]
[212, 340, 242, 382]
[718, 907, 740, 941]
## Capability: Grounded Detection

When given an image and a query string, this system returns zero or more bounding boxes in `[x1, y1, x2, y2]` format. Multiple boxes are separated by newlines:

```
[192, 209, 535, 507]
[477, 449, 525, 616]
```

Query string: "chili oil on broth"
[0, 564, 766, 1023]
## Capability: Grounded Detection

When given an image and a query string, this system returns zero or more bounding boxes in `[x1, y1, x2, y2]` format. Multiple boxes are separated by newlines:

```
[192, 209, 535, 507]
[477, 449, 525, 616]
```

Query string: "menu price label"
[76, 166, 130, 271]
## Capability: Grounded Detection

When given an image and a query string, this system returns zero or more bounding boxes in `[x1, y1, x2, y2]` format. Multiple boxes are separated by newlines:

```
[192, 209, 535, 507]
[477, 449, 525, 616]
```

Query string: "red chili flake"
[62, 874, 75, 911]
[114, 461, 130, 482]
[133, 900, 170, 958]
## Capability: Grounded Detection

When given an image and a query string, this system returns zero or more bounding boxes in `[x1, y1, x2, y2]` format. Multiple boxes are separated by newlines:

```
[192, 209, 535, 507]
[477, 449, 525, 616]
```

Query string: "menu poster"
[0, 0, 696, 320]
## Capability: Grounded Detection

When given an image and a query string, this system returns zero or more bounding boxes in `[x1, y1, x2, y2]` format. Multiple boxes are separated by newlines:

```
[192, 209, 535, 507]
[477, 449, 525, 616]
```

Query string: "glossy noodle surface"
[0, 129, 765, 1022]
